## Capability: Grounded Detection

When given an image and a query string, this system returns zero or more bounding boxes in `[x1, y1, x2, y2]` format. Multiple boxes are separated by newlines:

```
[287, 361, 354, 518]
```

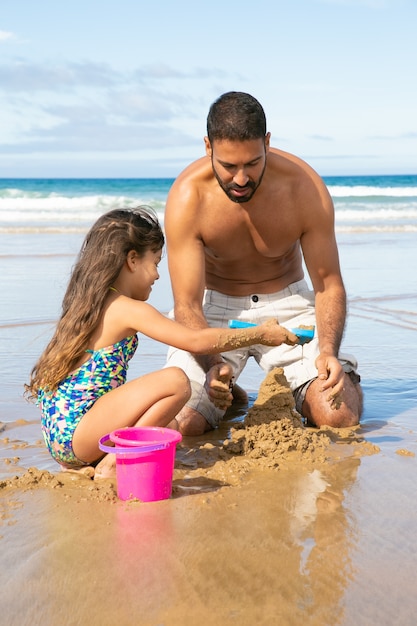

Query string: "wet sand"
[1, 410, 416, 626]
[1, 231, 417, 625]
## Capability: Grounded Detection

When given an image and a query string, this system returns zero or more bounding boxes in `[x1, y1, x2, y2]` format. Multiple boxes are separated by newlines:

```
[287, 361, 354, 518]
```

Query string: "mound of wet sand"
[0, 466, 117, 502]
[1, 368, 380, 501]
[224, 367, 330, 466]
[175, 368, 378, 487]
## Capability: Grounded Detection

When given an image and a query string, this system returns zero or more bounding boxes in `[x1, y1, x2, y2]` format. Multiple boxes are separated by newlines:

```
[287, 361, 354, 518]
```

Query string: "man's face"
[206, 135, 270, 203]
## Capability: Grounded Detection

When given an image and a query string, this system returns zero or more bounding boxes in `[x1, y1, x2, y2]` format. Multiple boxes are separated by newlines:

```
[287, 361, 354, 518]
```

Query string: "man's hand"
[204, 362, 234, 410]
[315, 354, 346, 410]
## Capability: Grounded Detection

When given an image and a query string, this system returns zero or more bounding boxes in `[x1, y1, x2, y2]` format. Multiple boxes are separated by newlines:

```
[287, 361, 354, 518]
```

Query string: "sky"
[0, 0, 416, 178]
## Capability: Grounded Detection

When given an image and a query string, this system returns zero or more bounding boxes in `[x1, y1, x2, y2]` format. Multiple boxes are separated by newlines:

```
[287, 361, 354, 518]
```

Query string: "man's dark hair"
[207, 92, 267, 142]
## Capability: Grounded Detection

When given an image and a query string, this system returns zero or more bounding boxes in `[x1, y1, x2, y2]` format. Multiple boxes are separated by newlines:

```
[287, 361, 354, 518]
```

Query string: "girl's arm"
[107, 297, 298, 353]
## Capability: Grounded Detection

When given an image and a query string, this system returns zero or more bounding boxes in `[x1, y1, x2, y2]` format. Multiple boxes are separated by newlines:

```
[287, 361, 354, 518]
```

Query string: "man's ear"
[265, 132, 271, 153]
[204, 136, 212, 157]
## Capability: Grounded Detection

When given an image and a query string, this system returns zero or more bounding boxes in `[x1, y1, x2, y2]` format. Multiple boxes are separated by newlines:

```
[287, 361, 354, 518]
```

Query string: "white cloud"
[0, 30, 15, 41]
[0, 59, 229, 93]
[0, 58, 220, 155]
[316, 0, 396, 6]
[308, 135, 334, 142]
[0, 60, 120, 91]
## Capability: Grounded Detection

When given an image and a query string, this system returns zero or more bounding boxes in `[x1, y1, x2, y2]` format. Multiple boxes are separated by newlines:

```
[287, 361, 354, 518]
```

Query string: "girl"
[25, 207, 296, 477]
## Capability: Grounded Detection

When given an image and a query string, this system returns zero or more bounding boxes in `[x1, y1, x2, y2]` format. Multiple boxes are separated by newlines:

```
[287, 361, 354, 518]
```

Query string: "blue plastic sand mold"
[228, 320, 315, 345]
[228, 320, 257, 329]
[291, 327, 315, 345]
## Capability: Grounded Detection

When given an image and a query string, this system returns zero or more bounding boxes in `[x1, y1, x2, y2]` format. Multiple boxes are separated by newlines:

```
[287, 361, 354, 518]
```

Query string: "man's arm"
[300, 174, 347, 394]
[165, 176, 235, 409]
[164, 175, 226, 374]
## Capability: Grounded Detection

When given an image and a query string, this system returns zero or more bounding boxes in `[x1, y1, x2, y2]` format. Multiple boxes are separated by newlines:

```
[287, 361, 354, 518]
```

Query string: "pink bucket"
[99, 427, 182, 502]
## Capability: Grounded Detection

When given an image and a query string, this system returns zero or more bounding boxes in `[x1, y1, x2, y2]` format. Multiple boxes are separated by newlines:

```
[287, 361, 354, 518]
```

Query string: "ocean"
[1, 174, 417, 233]
[1, 175, 417, 624]
[0, 173, 416, 400]
[1, 171, 415, 443]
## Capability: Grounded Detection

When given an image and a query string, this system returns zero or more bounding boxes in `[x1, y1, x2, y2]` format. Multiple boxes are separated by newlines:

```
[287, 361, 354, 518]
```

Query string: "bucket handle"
[99, 434, 168, 456]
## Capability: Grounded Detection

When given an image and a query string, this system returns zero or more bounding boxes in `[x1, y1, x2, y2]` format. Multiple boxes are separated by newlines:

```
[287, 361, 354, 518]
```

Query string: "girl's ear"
[126, 250, 137, 272]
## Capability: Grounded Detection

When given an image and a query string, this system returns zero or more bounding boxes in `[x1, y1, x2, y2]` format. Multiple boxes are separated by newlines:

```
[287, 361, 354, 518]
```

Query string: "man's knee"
[175, 406, 212, 436]
[309, 405, 360, 428]
[302, 374, 363, 428]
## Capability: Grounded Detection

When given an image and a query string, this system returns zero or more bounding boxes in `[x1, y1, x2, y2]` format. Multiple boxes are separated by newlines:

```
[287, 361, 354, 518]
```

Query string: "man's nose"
[233, 169, 249, 187]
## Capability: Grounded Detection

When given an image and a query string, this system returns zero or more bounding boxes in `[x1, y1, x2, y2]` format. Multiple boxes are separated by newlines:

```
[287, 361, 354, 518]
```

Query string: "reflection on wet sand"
[0, 452, 362, 625]
[291, 459, 360, 623]
[0, 366, 413, 624]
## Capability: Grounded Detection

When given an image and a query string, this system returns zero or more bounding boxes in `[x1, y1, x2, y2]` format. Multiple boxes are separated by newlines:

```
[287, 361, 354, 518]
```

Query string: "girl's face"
[131, 248, 162, 300]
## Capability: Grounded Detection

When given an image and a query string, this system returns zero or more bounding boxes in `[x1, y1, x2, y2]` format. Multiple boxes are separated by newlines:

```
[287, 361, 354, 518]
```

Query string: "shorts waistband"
[204, 279, 309, 308]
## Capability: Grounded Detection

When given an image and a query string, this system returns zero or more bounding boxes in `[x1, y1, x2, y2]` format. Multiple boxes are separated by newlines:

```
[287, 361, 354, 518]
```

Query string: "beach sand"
[1, 231, 416, 625]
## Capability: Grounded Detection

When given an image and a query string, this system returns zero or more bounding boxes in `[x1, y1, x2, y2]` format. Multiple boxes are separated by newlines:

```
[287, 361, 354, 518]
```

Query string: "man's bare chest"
[201, 209, 299, 261]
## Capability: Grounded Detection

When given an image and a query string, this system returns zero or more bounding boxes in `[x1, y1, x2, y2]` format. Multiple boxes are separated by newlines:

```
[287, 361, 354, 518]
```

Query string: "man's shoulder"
[268, 147, 317, 174]
[174, 155, 213, 187]
[167, 156, 217, 211]
[267, 147, 327, 192]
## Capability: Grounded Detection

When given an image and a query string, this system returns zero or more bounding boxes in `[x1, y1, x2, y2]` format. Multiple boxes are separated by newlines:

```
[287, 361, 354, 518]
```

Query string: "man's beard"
[212, 161, 266, 204]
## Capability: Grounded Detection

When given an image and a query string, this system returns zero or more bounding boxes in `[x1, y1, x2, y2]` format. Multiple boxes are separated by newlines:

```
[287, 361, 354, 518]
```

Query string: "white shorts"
[166, 280, 359, 428]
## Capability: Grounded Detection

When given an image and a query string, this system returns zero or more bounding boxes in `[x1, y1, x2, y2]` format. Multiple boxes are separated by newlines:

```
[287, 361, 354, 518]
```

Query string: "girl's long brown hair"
[25, 206, 164, 399]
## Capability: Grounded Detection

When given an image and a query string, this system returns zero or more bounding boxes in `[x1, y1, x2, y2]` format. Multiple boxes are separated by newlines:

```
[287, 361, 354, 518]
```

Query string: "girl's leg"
[72, 367, 190, 465]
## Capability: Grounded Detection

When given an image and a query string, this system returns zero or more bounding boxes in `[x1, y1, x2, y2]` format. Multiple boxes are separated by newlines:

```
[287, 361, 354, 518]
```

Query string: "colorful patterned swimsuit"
[38, 335, 138, 467]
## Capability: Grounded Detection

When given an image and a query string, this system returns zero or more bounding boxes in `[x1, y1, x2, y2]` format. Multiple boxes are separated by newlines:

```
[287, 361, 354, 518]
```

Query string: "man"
[164, 91, 363, 435]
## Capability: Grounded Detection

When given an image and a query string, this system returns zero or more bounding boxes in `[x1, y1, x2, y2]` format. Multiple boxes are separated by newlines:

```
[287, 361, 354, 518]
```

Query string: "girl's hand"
[258, 318, 299, 346]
